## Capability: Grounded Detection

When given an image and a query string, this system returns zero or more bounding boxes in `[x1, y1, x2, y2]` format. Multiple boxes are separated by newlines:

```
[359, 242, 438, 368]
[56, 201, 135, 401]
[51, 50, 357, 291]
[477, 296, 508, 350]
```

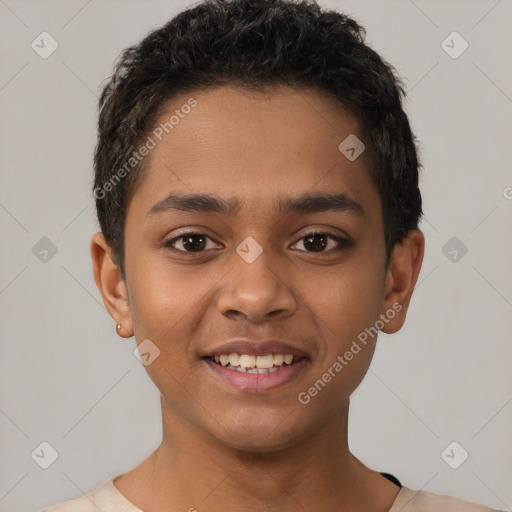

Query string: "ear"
[90, 232, 133, 337]
[380, 229, 425, 334]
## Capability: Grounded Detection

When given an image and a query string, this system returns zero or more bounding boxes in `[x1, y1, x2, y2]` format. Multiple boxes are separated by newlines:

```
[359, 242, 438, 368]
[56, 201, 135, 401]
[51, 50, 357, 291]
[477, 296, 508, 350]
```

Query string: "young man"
[41, 0, 505, 510]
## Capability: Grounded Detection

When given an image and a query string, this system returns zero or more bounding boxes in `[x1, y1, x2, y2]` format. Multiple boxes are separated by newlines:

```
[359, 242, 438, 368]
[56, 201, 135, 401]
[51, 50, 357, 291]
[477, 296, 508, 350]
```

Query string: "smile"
[208, 353, 300, 373]
[203, 353, 308, 392]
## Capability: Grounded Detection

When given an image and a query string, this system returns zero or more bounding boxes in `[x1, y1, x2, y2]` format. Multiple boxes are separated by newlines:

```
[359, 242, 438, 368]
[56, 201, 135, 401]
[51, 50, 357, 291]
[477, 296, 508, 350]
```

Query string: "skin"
[91, 84, 424, 512]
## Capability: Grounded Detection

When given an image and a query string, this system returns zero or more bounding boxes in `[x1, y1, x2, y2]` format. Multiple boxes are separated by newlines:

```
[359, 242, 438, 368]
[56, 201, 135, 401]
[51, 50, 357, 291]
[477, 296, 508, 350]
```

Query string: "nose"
[216, 247, 298, 324]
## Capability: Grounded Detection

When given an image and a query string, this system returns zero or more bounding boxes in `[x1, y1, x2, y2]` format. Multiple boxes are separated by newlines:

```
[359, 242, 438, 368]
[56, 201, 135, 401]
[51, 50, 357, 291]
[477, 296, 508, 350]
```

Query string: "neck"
[114, 396, 399, 512]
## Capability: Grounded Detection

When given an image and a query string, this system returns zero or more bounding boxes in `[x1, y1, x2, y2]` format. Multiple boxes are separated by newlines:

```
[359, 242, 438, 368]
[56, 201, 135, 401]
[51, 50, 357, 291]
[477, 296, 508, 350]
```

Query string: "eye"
[165, 232, 221, 253]
[291, 232, 351, 253]
[165, 230, 351, 254]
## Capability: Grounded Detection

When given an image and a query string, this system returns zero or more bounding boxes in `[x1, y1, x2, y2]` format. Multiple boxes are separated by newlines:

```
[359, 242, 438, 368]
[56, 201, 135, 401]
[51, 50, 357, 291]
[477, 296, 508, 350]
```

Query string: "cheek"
[126, 264, 209, 421]
[311, 259, 384, 349]
[296, 269, 382, 412]
[126, 255, 210, 336]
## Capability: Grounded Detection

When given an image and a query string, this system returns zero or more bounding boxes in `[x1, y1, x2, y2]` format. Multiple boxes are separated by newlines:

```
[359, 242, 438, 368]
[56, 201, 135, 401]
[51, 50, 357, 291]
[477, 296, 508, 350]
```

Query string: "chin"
[209, 408, 311, 454]
[222, 431, 300, 454]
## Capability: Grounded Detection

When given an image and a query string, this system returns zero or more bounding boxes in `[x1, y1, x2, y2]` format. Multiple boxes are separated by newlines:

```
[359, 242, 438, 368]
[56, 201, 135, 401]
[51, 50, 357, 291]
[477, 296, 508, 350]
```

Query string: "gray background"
[0, 0, 511, 511]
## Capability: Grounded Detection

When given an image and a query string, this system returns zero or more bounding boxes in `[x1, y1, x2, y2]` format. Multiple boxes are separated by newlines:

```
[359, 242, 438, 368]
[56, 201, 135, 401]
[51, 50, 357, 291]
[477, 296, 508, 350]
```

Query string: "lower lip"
[203, 358, 309, 392]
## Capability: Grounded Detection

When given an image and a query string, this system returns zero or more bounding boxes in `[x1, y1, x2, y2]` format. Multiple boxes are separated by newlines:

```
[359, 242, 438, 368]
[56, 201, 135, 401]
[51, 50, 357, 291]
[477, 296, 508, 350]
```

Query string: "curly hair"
[93, 0, 422, 279]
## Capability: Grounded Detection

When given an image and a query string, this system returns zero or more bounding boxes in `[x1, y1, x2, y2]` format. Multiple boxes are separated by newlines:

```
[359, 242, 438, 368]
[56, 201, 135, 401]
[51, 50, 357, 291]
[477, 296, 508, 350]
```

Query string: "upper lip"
[202, 339, 309, 358]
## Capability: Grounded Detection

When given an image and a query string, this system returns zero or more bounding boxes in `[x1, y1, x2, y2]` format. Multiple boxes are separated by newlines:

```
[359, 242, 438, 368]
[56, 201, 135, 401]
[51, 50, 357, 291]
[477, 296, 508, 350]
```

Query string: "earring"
[116, 323, 122, 331]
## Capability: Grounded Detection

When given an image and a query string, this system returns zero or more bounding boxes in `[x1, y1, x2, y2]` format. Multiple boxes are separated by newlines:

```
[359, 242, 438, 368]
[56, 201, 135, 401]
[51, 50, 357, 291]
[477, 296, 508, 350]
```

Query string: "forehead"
[128, 84, 379, 220]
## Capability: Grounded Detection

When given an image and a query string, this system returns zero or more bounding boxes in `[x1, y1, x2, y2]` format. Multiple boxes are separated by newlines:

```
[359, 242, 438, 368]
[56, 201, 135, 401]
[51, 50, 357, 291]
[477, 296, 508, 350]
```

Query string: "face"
[93, 85, 423, 452]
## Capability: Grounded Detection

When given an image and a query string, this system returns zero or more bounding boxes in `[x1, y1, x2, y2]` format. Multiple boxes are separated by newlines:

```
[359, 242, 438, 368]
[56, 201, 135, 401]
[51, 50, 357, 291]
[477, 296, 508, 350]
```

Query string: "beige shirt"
[40, 475, 502, 512]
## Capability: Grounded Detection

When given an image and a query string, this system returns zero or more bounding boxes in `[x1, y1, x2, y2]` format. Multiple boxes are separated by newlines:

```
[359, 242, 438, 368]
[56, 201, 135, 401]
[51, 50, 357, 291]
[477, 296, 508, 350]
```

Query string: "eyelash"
[165, 231, 351, 254]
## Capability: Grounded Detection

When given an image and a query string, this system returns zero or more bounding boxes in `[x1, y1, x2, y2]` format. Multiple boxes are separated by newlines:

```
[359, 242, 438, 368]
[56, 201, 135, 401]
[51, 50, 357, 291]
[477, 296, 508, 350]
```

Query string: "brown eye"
[166, 232, 218, 252]
[292, 232, 350, 253]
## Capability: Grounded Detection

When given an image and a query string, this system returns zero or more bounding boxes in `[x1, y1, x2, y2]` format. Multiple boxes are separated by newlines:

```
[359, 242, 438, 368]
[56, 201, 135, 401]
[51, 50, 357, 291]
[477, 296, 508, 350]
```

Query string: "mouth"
[202, 353, 309, 392]
[206, 353, 303, 372]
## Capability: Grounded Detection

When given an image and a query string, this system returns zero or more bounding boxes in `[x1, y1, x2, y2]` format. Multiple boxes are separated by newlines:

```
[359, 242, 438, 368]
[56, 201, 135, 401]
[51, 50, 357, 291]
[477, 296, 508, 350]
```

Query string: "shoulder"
[38, 477, 128, 512]
[391, 485, 506, 512]
[38, 494, 94, 512]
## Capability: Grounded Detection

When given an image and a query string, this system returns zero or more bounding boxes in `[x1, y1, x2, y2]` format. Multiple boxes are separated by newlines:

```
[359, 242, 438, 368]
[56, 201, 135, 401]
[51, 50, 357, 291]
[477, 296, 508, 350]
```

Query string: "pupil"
[180, 234, 329, 252]
[184, 235, 206, 252]
[304, 233, 327, 252]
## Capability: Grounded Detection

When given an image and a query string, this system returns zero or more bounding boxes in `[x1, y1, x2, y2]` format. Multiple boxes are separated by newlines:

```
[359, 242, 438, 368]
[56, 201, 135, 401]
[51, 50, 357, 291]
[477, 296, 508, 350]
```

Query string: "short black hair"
[93, 0, 422, 279]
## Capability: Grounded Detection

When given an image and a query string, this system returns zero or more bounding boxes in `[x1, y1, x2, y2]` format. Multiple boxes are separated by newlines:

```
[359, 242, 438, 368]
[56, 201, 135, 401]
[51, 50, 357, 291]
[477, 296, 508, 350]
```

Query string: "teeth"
[232, 364, 279, 373]
[210, 353, 298, 369]
[239, 354, 256, 368]
[228, 353, 240, 366]
[273, 354, 284, 365]
[255, 354, 274, 369]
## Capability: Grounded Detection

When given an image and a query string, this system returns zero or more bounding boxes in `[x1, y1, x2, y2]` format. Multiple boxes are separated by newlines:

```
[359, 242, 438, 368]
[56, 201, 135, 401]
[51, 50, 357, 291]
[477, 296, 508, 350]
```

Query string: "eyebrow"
[147, 191, 365, 217]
